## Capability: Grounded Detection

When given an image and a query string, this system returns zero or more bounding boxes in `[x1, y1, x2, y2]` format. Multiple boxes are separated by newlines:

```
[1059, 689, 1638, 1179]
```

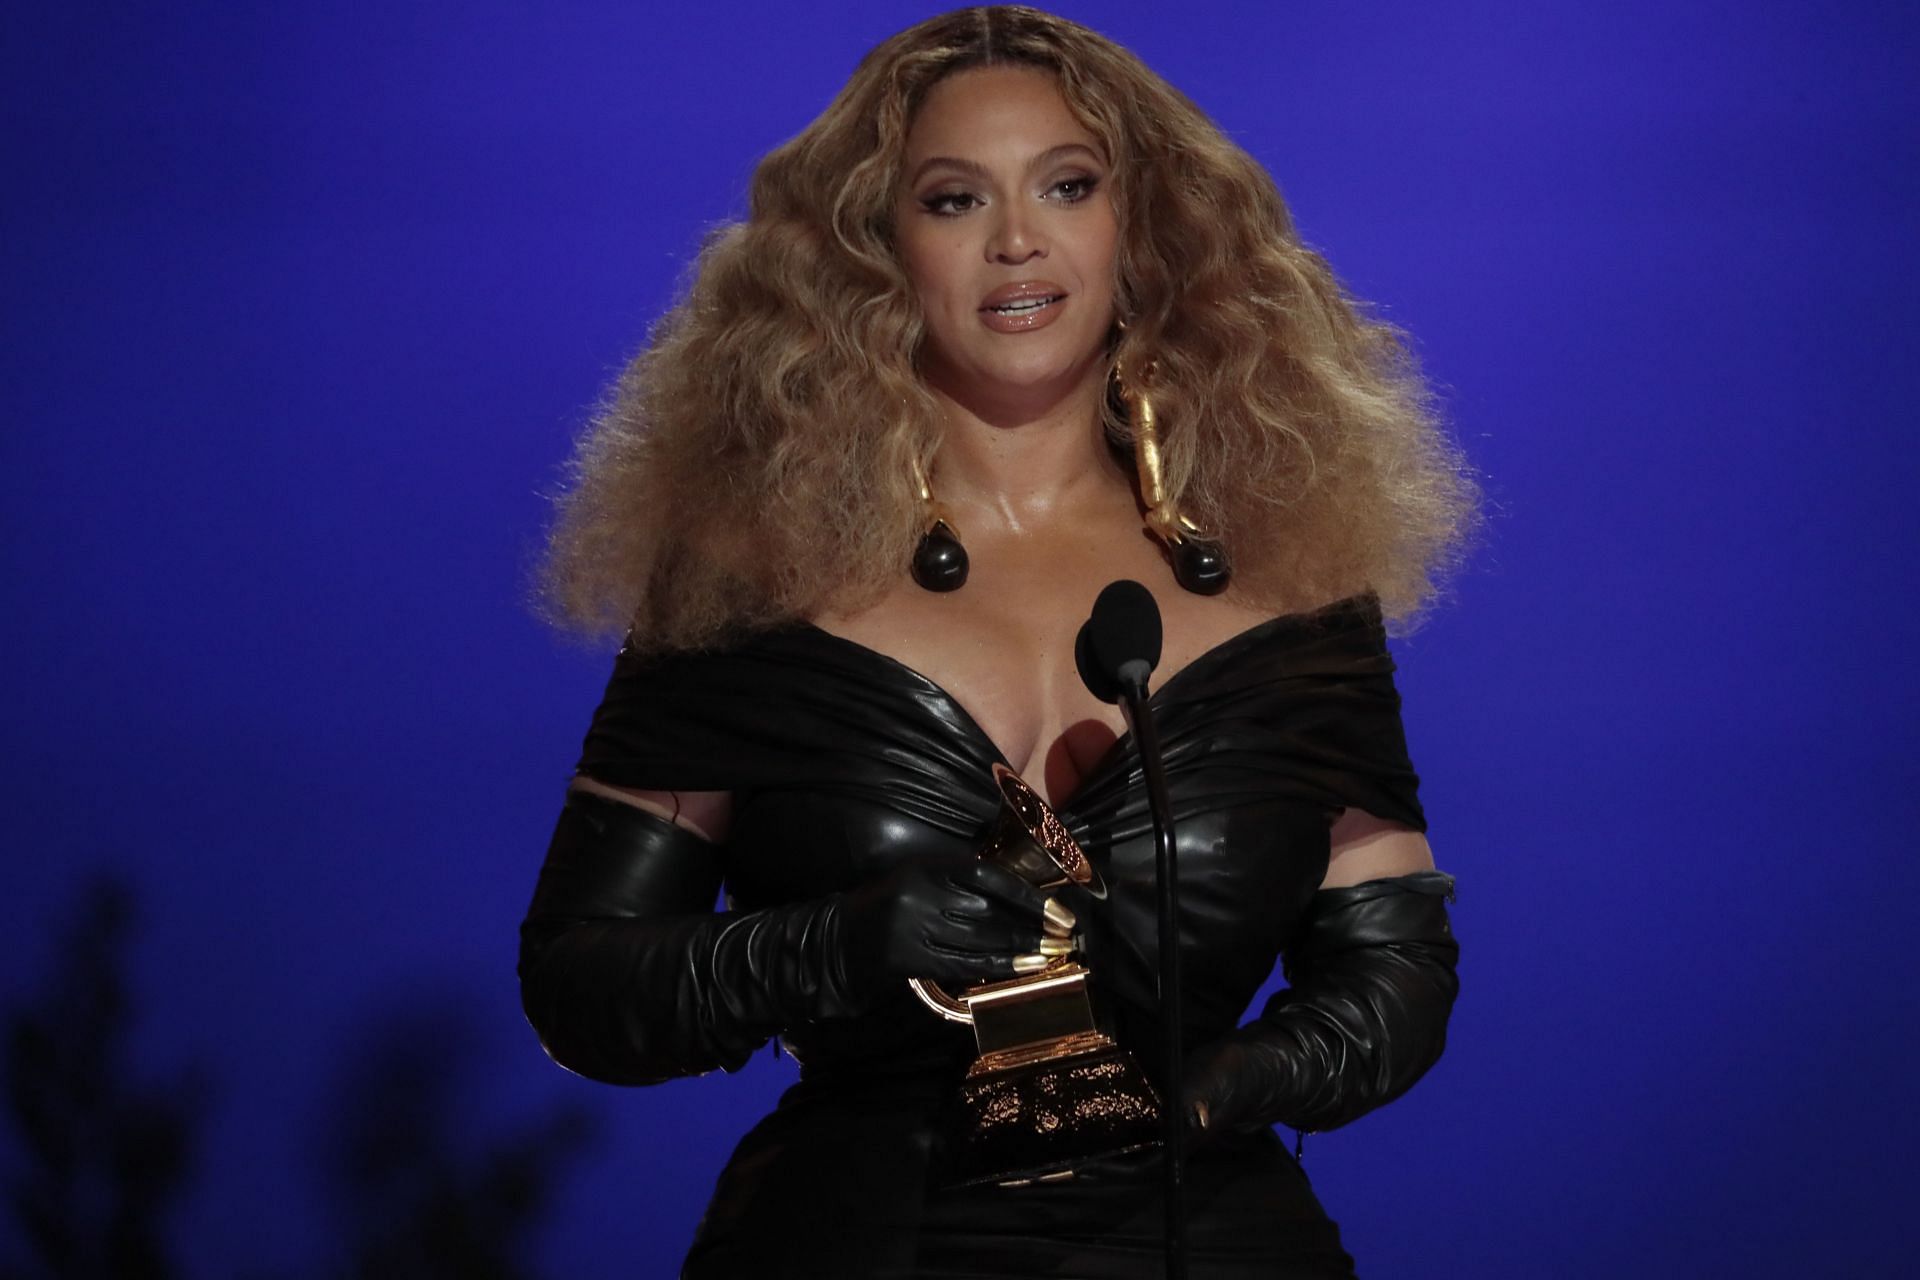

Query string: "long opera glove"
[1181, 870, 1459, 1136]
[518, 789, 1049, 1086]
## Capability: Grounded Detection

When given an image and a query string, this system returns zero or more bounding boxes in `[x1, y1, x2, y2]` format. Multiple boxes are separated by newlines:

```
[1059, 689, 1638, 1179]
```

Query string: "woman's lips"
[979, 283, 1068, 333]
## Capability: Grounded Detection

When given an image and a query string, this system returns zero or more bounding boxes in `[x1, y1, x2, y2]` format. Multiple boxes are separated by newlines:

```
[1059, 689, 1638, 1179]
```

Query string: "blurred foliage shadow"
[3, 877, 205, 1280]
[2, 876, 596, 1280]
[316, 998, 594, 1279]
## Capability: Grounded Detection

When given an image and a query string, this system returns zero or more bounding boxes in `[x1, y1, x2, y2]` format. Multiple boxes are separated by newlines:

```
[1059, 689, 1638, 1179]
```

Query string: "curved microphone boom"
[1076, 579, 1187, 1280]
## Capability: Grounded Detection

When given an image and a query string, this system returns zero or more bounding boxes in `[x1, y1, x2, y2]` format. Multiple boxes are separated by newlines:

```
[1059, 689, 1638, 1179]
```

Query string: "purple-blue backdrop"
[4, 2, 1916, 1275]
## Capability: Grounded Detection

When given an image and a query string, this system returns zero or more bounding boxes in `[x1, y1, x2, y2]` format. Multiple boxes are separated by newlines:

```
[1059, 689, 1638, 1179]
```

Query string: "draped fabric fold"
[1057, 595, 1425, 842]
[578, 593, 1422, 843]
[578, 628, 1004, 839]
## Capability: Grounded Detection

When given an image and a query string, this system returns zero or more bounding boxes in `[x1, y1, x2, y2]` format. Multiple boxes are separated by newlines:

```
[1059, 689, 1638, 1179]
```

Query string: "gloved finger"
[1179, 1041, 1249, 1138]
[924, 880, 1025, 930]
[919, 943, 1021, 986]
[923, 916, 1044, 959]
[950, 861, 1054, 921]
[919, 893, 1038, 943]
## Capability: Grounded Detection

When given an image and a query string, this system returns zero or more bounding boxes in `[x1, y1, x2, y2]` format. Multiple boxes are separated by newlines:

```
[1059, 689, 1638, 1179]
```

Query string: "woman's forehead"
[903, 66, 1105, 166]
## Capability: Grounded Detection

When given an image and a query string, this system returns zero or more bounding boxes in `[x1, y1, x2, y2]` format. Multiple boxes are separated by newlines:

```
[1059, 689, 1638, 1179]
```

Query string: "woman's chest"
[816, 573, 1273, 807]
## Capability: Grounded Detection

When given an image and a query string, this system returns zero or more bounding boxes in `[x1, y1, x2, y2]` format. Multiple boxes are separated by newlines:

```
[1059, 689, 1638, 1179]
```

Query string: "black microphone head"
[1077, 580, 1163, 703]
[1075, 618, 1123, 705]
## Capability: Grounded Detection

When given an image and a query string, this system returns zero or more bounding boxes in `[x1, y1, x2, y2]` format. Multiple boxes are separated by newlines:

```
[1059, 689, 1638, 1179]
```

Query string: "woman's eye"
[922, 191, 980, 216]
[1050, 175, 1100, 202]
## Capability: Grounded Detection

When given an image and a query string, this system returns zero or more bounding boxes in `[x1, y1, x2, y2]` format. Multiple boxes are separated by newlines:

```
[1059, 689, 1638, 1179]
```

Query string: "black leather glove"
[1182, 869, 1458, 1138]
[518, 789, 1052, 1086]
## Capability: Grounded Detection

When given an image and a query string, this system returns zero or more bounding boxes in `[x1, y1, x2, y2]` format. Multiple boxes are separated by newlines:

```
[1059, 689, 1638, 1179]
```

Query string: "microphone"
[1075, 579, 1163, 704]
[1075, 580, 1187, 1280]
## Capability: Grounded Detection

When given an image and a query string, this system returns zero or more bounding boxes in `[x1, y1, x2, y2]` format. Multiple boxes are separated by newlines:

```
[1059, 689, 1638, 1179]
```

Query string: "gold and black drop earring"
[909, 455, 968, 592]
[1114, 359, 1231, 595]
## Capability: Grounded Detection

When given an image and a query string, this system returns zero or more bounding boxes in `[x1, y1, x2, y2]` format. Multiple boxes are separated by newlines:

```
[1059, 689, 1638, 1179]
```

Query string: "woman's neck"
[928, 369, 1130, 535]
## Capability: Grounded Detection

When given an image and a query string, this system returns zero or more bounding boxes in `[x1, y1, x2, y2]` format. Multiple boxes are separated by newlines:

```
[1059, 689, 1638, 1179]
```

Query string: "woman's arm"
[1182, 807, 1459, 1137]
[517, 780, 1053, 1086]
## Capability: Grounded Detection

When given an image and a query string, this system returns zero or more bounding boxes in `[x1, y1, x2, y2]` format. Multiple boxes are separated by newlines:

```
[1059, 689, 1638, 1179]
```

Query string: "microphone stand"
[1117, 659, 1186, 1280]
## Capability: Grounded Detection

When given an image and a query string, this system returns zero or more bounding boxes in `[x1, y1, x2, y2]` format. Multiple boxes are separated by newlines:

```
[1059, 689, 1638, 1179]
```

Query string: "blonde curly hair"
[540, 6, 1478, 651]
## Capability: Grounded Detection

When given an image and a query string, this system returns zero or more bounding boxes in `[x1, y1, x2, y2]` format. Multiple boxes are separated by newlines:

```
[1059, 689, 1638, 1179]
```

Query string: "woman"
[521, 7, 1475, 1276]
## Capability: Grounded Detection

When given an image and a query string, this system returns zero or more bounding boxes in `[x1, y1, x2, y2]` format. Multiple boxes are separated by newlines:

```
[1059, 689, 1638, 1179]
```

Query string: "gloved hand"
[834, 856, 1060, 999]
[518, 788, 1054, 1086]
[1182, 870, 1458, 1140]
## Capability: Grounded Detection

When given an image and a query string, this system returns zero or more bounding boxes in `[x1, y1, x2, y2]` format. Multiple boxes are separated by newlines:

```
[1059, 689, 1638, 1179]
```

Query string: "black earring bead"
[1170, 536, 1231, 596]
[912, 519, 969, 592]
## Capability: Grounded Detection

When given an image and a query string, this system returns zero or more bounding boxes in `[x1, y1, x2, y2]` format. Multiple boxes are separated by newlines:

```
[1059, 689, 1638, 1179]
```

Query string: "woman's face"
[895, 66, 1119, 418]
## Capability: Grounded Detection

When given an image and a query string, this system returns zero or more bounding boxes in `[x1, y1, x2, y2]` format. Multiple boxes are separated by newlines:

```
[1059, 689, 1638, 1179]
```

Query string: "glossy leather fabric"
[1186, 872, 1459, 1136]
[571, 594, 1426, 1277]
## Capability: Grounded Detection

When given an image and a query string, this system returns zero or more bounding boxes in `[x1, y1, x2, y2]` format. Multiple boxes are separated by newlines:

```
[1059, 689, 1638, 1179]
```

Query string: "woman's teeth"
[989, 297, 1058, 314]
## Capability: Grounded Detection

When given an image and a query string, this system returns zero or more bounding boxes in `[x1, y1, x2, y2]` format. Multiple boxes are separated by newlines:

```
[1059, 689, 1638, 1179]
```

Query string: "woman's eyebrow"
[906, 142, 1105, 186]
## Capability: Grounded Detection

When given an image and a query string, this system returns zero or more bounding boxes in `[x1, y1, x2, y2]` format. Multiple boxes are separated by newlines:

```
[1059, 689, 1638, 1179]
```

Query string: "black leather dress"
[571, 594, 1426, 1278]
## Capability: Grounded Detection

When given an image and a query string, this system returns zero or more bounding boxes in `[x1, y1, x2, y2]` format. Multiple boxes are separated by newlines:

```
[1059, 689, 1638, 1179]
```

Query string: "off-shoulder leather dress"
[546, 595, 1439, 1278]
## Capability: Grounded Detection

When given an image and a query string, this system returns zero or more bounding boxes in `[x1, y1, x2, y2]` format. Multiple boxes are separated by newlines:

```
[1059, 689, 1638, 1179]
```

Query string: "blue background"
[4, 1, 1915, 1275]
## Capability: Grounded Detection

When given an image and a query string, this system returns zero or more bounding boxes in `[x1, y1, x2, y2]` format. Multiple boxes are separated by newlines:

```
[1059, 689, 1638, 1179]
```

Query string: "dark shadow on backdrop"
[3, 876, 596, 1280]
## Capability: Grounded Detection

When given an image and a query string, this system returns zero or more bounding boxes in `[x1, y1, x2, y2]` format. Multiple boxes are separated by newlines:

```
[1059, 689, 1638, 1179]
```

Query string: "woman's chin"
[931, 352, 1103, 411]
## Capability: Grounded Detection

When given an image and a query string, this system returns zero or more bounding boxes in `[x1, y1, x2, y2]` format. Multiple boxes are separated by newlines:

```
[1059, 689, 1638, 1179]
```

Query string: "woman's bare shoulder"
[568, 776, 732, 845]
[1321, 808, 1433, 890]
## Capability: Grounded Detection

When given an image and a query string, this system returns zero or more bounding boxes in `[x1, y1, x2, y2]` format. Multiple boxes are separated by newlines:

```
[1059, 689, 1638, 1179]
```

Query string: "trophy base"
[939, 1037, 1163, 1188]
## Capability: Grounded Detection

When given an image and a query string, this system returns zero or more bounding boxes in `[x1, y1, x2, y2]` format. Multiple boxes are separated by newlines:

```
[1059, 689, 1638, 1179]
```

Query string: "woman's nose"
[987, 203, 1047, 264]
